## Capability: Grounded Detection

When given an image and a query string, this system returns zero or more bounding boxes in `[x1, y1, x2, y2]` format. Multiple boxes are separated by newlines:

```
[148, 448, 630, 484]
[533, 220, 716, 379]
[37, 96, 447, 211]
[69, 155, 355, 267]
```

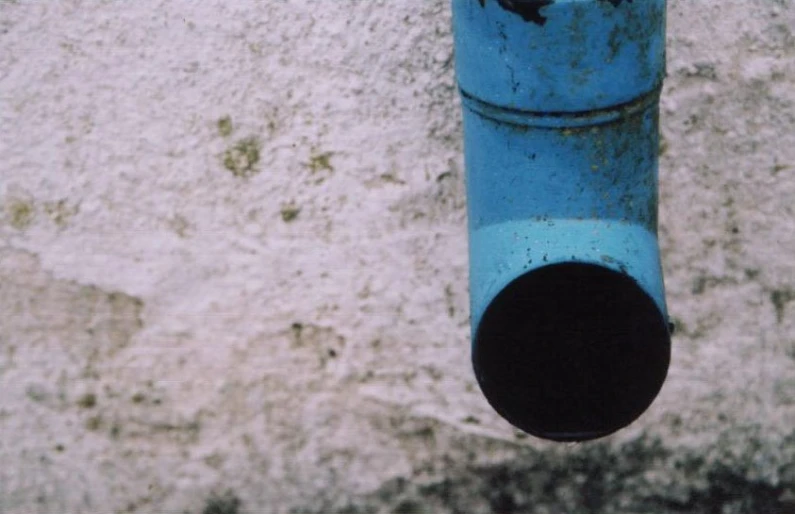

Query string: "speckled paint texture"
[1, 1, 794, 513]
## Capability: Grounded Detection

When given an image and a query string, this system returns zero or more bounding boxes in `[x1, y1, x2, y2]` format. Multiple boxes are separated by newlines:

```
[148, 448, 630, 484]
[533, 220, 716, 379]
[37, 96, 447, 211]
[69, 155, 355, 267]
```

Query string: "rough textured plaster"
[0, 0, 794, 513]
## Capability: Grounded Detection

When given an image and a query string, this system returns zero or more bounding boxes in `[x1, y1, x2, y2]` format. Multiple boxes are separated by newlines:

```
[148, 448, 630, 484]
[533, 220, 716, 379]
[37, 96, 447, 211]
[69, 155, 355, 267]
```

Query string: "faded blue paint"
[453, 0, 670, 439]
[468, 219, 667, 338]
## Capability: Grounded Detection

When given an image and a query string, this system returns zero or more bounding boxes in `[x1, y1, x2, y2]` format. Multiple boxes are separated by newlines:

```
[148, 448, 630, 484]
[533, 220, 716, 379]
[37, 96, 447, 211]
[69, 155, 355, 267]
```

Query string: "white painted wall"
[1, 1, 794, 512]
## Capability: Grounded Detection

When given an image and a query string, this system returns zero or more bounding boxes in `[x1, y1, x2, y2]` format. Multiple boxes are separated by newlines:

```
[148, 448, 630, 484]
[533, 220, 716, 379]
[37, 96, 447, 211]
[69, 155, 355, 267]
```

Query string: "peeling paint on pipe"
[453, 0, 671, 441]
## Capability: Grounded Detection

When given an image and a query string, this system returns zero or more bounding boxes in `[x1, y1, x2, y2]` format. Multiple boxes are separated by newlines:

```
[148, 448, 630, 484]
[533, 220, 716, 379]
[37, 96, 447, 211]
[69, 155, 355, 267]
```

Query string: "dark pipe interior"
[473, 263, 670, 441]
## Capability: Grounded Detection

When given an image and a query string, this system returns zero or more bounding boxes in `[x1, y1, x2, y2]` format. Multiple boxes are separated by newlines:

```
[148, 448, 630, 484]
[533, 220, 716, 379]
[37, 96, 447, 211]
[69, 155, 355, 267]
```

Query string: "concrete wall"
[1, 1, 793, 512]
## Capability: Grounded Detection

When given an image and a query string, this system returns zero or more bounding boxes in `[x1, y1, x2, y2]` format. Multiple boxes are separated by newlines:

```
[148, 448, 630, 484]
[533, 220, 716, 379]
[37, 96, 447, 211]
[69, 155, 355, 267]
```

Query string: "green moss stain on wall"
[307, 151, 334, 173]
[223, 136, 262, 178]
[6, 197, 35, 230]
[217, 115, 234, 137]
[44, 199, 79, 227]
[280, 204, 301, 222]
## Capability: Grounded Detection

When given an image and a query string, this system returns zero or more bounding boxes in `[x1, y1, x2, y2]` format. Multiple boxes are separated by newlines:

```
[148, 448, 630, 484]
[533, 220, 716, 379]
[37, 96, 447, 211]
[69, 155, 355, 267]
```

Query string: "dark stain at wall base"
[202, 491, 241, 514]
[495, 0, 555, 25]
[288, 427, 795, 514]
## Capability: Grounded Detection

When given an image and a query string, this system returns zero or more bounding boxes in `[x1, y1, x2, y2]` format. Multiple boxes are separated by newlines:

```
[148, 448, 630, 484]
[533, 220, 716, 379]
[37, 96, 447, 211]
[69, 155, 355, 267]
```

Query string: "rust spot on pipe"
[495, 0, 554, 26]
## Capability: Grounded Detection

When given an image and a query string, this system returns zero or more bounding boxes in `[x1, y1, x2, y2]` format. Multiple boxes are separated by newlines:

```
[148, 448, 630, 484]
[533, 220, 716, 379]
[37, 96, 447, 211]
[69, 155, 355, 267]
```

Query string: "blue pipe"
[453, 0, 671, 441]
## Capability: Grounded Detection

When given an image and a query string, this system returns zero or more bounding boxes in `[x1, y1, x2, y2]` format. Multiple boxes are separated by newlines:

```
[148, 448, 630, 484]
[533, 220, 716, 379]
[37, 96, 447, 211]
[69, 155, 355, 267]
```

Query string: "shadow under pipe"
[452, 0, 672, 442]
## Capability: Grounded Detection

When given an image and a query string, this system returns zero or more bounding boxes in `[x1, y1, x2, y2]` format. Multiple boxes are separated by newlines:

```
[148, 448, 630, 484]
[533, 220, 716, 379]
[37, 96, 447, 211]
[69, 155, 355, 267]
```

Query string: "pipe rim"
[473, 262, 671, 442]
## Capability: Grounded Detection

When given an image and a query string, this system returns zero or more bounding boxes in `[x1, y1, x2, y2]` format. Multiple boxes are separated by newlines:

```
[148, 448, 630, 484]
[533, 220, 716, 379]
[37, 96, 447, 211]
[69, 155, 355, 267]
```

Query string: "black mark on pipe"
[599, 0, 633, 6]
[495, 0, 555, 26]
[481, 0, 629, 25]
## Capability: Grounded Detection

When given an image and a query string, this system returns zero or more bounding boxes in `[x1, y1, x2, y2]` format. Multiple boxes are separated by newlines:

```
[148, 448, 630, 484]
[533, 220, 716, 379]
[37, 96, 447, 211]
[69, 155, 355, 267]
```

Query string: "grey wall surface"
[1, 1, 793, 513]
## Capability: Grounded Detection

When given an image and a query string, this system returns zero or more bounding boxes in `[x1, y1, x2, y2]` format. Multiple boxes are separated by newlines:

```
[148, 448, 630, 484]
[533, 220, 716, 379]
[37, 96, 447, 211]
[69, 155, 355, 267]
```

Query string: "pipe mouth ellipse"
[473, 262, 670, 442]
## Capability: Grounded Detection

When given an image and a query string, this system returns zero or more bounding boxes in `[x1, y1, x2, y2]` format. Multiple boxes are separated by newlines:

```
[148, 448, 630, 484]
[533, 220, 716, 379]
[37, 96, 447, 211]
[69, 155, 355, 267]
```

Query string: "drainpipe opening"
[473, 262, 671, 442]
